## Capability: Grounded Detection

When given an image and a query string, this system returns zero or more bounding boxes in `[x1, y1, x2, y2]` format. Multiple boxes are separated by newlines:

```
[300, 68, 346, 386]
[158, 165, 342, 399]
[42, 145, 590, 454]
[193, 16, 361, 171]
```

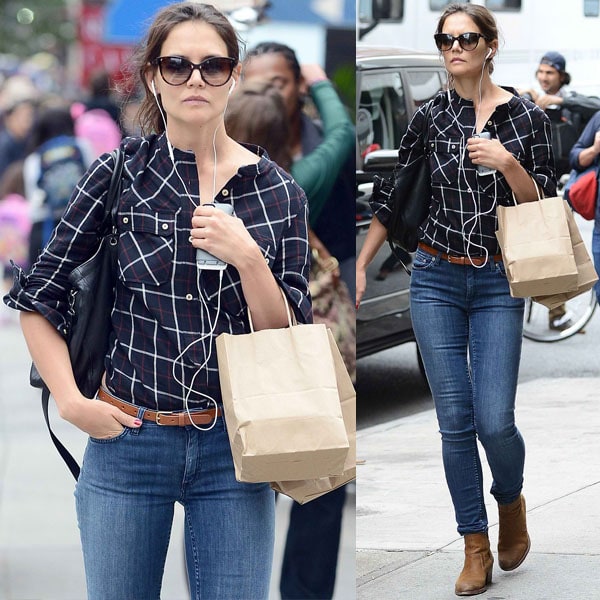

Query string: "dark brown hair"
[131, 2, 241, 135]
[0, 160, 25, 198]
[436, 3, 499, 74]
[225, 80, 292, 171]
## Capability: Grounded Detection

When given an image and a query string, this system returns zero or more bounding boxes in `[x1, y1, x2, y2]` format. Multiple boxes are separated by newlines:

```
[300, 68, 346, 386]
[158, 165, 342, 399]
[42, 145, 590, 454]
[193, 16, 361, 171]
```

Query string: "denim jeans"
[280, 485, 347, 599]
[410, 248, 526, 535]
[75, 413, 275, 600]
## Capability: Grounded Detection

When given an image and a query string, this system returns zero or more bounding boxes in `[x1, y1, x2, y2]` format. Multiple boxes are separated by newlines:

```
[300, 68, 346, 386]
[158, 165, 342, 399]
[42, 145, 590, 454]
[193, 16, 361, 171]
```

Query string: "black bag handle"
[41, 148, 124, 481]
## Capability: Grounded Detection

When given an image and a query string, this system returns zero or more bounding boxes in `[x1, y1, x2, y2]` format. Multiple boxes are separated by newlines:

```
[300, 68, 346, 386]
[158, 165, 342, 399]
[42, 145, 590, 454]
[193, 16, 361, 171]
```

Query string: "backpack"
[37, 135, 87, 222]
[74, 108, 122, 158]
[548, 117, 579, 177]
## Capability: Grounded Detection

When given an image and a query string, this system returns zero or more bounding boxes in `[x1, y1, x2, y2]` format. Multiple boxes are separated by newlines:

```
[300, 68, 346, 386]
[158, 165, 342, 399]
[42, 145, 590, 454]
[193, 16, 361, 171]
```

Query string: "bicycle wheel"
[522, 288, 597, 342]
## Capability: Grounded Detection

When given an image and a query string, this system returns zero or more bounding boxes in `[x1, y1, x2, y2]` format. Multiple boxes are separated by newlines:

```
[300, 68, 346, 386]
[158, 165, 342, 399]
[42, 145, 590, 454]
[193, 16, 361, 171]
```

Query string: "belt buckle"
[155, 411, 173, 426]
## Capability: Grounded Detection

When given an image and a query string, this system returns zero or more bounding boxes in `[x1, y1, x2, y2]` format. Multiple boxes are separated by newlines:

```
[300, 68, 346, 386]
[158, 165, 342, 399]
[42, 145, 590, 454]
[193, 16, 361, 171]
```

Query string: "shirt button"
[487, 120, 492, 126]
[161, 223, 168, 230]
[122, 217, 129, 224]
[185, 293, 193, 301]
[221, 189, 229, 197]
[451, 145, 456, 150]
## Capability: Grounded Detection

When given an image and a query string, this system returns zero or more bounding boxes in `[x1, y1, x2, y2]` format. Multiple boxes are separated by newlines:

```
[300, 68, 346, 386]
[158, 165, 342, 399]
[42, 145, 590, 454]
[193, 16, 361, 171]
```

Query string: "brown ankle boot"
[498, 494, 531, 571]
[455, 532, 494, 596]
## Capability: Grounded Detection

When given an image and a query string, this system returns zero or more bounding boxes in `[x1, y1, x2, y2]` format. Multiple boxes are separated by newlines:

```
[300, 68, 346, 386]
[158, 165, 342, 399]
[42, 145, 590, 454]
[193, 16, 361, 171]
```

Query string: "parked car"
[356, 45, 447, 363]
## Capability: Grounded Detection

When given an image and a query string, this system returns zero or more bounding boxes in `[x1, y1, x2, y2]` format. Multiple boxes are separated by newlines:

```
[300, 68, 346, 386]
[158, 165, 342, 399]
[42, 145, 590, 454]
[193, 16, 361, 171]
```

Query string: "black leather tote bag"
[28, 148, 124, 479]
[30, 148, 124, 397]
[386, 100, 433, 255]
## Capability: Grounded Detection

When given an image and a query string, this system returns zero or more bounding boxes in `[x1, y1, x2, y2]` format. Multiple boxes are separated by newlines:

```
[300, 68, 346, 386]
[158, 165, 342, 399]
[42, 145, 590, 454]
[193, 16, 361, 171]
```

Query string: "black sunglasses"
[434, 32, 486, 52]
[153, 56, 237, 87]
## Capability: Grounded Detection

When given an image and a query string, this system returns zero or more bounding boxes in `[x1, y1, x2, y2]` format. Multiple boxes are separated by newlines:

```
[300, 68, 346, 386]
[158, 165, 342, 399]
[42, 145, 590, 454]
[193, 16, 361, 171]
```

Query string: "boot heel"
[485, 567, 493, 585]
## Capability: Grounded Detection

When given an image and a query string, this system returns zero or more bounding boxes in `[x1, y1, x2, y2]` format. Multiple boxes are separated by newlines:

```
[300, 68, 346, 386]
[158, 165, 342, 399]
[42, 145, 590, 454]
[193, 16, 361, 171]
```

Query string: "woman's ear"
[144, 66, 156, 96]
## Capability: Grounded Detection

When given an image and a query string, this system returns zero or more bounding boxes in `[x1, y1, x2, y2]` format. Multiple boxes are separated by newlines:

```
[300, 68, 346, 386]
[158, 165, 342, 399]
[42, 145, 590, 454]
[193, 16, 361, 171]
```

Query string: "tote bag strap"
[41, 147, 125, 481]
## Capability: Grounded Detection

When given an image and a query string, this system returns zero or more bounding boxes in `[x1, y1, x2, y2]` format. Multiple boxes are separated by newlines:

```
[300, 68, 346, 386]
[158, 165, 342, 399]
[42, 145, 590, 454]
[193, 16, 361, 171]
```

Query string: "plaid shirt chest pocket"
[429, 138, 462, 185]
[118, 208, 176, 286]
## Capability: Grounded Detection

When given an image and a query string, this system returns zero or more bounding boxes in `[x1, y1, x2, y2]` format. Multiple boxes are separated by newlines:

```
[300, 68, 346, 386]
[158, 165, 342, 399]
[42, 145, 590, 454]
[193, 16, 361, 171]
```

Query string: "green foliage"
[331, 63, 356, 123]
[0, 0, 74, 58]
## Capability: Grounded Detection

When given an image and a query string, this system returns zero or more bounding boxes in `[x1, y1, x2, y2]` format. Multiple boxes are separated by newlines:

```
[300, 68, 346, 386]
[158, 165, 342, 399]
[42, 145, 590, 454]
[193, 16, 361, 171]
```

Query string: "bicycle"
[522, 288, 598, 342]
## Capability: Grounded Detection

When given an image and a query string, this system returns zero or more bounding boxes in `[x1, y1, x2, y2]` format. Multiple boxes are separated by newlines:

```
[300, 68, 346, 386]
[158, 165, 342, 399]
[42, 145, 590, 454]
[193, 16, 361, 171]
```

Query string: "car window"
[359, 70, 407, 153]
[358, 68, 446, 157]
[405, 69, 446, 105]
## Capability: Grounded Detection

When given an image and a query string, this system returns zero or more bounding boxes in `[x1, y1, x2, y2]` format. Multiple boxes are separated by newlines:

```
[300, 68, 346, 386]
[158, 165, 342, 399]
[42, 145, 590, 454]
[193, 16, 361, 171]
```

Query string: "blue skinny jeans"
[75, 412, 275, 600]
[410, 248, 526, 535]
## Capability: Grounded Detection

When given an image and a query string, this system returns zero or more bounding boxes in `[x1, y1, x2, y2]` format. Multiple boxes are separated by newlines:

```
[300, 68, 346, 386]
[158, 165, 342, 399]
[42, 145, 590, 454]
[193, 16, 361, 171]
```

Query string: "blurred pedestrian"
[23, 105, 94, 265]
[357, 4, 556, 596]
[4, 3, 310, 599]
[244, 43, 356, 301]
[519, 51, 600, 177]
[0, 98, 36, 179]
[519, 52, 600, 330]
[83, 69, 123, 130]
[71, 69, 125, 159]
[565, 109, 600, 305]
[0, 160, 30, 324]
[243, 45, 355, 600]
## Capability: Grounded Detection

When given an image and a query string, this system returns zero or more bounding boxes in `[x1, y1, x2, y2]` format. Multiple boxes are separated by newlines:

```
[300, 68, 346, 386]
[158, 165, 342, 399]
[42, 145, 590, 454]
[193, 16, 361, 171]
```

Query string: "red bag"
[568, 168, 598, 220]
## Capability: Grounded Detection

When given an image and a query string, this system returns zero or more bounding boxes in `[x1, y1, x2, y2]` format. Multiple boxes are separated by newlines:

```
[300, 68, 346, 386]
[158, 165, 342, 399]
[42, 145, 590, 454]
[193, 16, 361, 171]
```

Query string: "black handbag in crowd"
[386, 99, 433, 257]
[30, 148, 124, 479]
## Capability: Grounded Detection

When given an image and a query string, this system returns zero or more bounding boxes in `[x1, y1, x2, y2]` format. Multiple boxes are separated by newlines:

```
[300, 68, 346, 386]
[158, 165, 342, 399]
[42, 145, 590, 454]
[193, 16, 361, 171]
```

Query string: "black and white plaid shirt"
[6, 134, 312, 411]
[371, 88, 557, 255]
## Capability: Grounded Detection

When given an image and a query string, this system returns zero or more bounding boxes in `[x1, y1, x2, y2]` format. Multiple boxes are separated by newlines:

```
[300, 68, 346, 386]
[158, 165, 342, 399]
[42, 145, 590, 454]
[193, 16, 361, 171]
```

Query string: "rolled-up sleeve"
[3, 152, 117, 332]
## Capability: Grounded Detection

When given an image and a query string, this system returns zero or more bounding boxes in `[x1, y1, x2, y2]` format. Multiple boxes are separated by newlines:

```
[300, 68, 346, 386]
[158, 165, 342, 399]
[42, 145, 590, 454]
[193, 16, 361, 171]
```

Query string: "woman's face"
[439, 13, 492, 80]
[149, 20, 239, 129]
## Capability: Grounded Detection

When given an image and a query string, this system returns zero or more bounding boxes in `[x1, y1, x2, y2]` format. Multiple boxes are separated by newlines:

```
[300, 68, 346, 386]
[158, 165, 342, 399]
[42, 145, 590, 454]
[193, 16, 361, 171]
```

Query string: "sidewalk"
[0, 318, 355, 600]
[357, 377, 600, 599]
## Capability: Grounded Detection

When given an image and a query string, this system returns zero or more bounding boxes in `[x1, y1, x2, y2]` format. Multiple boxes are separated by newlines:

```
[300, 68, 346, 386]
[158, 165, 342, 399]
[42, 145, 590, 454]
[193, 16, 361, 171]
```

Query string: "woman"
[356, 4, 555, 596]
[567, 110, 600, 304]
[4, 3, 310, 599]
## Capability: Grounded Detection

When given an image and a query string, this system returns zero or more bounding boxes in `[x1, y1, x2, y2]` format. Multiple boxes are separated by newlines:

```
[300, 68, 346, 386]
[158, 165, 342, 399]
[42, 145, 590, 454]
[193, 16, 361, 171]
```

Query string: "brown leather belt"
[97, 388, 221, 426]
[418, 242, 502, 266]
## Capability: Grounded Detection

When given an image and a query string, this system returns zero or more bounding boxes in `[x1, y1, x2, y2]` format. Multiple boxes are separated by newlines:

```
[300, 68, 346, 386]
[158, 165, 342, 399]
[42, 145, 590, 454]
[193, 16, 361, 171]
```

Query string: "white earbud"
[151, 80, 158, 97]
[486, 48, 493, 60]
[228, 79, 236, 95]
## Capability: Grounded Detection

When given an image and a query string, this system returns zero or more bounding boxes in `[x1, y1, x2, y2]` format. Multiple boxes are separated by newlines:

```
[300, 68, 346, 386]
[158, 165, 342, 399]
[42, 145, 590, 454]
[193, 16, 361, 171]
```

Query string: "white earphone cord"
[153, 79, 233, 430]
[444, 51, 497, 268]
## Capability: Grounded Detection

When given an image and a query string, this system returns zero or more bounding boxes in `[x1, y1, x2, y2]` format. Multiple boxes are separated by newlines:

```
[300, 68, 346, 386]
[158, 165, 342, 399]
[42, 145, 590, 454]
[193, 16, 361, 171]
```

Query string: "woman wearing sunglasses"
[4, 3, 310, 599]
[357, 3, 555, 596]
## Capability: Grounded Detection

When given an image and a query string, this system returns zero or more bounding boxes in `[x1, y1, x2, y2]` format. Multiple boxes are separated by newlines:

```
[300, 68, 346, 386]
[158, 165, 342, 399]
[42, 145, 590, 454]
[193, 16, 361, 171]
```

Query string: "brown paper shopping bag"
[533, 202, 599, 309]
[216, 298, 349, 484]
[496, 196, 578, 297]
[271, 329, 356, 504]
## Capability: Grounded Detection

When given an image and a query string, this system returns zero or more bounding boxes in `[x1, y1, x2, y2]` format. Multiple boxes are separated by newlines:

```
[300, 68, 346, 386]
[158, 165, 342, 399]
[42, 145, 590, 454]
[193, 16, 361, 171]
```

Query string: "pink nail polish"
[134, 419, 142, 426]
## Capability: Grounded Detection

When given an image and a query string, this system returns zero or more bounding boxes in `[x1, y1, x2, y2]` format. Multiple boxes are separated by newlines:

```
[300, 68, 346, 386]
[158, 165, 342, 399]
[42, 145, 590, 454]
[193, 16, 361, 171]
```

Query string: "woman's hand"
[190, 204, 258, 270]
[60, 395, 142, 439]
[467, 135, 511, 172]
[356, 264, 366, 310]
